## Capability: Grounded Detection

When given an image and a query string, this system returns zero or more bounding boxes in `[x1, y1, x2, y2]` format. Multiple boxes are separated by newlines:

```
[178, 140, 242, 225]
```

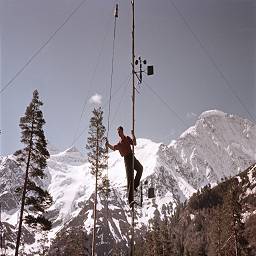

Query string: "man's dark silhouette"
[106, 126, 143, 206]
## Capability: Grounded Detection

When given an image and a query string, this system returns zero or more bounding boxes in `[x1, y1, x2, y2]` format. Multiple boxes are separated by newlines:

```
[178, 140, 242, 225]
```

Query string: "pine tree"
[48, 226, 90, 256]
[220, 180, 249, 256]
[208, 206, 224, 256]
[228, 180, 249, 256]
[14, 90, 52, 256]
[86, 107, 108, 256]
[170, 204, 186, 256]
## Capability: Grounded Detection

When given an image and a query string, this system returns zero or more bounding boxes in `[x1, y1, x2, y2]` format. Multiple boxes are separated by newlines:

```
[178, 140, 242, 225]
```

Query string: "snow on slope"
[46, 147, 93, 239]
[46, 139, 161, 231]
[168, 110, 256, 186]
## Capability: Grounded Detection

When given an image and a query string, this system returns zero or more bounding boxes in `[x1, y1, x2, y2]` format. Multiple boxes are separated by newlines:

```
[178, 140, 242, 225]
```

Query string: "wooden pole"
[130, 0, 135, 255]
[92, 126, 99, 256]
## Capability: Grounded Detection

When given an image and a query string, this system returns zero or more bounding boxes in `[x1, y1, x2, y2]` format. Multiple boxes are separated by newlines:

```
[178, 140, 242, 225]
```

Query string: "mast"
[130, 0, 135, 255]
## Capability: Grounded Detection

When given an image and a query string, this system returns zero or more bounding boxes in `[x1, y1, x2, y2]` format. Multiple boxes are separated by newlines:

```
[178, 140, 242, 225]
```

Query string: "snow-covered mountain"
[1, 110, 256, 255]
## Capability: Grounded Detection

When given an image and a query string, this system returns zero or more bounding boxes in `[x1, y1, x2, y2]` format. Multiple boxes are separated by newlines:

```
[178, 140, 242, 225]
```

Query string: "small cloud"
[186, 112, 197, 119]
[89, 93, 102, 105]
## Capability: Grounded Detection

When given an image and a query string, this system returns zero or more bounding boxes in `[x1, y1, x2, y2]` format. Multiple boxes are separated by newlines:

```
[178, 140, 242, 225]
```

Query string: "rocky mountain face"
[0, 110, 256, 255]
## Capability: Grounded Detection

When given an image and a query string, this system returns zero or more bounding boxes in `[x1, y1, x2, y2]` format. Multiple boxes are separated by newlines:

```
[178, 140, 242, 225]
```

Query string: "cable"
[106, 4, 118, 139]
[105, 3, 119, 226]
[111, 76, 131, 125]
[71, 7, 115, 145]
[143, 79, 187, 129]
[110, 73, 131, 103]
[0, 0, 89, 95]
[167, 0, 256, 122]
[69, 73, 131, 148]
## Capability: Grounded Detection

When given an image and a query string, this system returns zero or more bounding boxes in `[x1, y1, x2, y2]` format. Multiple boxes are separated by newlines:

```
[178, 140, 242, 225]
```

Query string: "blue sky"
[1, 0, 255, 155]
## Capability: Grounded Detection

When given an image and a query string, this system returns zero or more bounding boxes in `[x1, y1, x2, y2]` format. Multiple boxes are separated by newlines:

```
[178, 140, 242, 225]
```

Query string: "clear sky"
[1, 0, 255, 155]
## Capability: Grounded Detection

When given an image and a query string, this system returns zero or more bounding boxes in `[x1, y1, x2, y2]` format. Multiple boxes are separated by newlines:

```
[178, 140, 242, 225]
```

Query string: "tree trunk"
[92, 126, 99, 256]
[15, 125, 34, 256]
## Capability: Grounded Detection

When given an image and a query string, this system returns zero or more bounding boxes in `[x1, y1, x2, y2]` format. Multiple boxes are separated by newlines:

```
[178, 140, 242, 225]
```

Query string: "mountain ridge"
[1, 110, 256, 255]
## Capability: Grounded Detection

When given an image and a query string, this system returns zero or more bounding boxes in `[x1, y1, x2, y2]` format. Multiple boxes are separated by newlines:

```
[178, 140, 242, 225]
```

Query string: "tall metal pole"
[130, 0, 135, 255]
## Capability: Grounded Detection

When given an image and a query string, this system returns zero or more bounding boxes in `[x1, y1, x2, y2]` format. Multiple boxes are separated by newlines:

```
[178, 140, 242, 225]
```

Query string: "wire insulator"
[114, 4, 118, 18]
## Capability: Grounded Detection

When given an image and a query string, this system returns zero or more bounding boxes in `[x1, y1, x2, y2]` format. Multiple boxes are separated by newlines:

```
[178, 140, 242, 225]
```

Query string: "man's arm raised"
[105, 139, 115, 151]
[131, 130, 137, 146]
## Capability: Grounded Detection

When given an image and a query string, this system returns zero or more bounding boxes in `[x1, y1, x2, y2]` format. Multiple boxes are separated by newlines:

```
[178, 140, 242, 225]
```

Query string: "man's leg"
[134, 157, 143, 190]
[124, 156, 133, 204]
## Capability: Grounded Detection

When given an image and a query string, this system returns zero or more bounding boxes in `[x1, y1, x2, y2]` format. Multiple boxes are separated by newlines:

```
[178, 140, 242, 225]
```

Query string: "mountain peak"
[50, 145, 86, 166]
[199, 109, 226, 120]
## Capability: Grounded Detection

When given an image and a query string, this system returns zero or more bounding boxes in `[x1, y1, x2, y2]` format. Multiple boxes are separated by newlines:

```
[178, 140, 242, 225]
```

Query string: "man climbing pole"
[105, 126, 143, 207]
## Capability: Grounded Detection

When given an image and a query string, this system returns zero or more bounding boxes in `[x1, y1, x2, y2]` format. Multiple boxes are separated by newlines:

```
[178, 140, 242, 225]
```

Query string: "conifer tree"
[48, 226, 90, 255]
[14, 90, 52, 256]
[219, 180, 249, 256]
[208, 206, 223, 256]
[228, 181, 249, 256]
[86, 107, 108, 256]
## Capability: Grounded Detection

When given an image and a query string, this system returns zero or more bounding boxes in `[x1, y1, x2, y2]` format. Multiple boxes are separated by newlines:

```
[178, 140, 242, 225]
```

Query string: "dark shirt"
[114, 136, 133, 157]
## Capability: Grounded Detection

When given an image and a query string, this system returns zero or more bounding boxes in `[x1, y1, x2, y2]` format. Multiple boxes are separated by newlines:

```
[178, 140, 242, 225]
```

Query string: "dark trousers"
[124, 153, 143, 204]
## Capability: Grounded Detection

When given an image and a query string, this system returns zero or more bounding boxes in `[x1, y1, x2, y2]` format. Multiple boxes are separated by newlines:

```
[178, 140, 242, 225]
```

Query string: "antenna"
[114, 3, 118, 18]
